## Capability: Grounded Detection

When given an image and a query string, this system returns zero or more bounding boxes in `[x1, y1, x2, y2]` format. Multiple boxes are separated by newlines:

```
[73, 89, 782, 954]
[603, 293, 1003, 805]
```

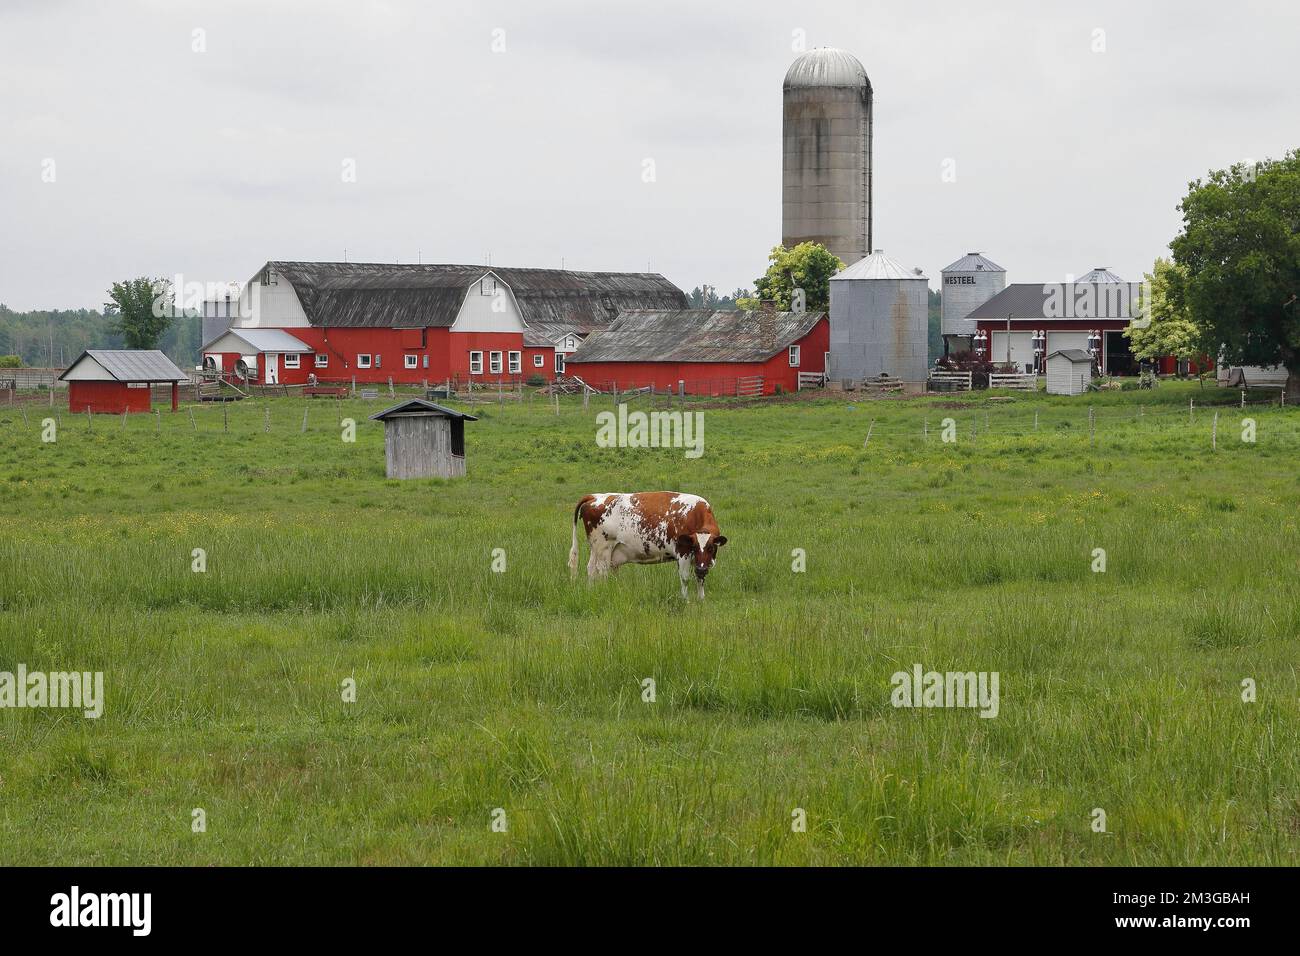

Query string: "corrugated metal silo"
[829, 250, 930, 383]
[782, 48, 872, 268]
[940, 252, 1006, 346]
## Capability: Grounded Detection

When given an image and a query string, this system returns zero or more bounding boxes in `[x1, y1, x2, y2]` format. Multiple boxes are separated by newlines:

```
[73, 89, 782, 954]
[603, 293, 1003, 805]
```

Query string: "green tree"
[1170, 150, 1300, 395]
[1124, 257, 1207, 363]
[745, 242, 844, 311]
[105, 277, 173, 349]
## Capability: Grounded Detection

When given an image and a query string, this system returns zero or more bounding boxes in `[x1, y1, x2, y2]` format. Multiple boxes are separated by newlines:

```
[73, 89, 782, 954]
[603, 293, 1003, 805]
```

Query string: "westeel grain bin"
[940, 252, 1006, 352]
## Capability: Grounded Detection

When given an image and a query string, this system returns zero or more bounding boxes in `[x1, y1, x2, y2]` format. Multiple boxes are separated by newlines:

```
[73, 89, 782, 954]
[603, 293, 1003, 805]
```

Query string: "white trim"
[508, 350, 521, 373]
[314, 353, 329, 368]
[404, 354, 418, 369]
[357, 354, 372, 369]
[469, 351, 483, 375]
[533, 353, 545, 368]
[283, 353, 300, 369]
[788, 345, 800, 367]
[489, 351, 503, 374]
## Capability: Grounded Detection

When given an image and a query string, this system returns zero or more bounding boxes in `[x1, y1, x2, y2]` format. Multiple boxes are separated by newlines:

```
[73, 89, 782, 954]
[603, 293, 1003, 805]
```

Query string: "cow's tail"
[568, 498, 586, 578]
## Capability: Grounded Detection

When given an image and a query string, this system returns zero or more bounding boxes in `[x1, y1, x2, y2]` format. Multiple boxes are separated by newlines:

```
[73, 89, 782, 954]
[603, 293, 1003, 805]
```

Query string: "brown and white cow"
[568, 492, 727, 600]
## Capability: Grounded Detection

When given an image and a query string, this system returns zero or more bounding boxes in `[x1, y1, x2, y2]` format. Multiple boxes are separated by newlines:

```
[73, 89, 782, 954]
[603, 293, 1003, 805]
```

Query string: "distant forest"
[0, 305, 204, 369]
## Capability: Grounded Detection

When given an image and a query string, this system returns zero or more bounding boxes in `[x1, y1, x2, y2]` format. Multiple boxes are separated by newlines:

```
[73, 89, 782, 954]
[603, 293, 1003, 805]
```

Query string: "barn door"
[265, 353, 278, 384]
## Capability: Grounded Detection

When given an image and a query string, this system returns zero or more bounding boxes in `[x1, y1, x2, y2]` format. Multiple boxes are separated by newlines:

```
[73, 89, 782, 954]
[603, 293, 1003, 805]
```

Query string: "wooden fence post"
[863, 419, 875, 448]
[188, 406, 196, 431]
[86, 406, 92, 430]
[223, 403, 228, 433]
[264, 405, 270, 433]
[1089, 406, 1095, 446]
[301, 406, 309, 433]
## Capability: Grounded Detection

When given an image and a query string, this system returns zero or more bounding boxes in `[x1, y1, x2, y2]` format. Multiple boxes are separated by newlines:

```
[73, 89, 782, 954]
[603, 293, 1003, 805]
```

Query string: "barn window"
[508, 351, 521, 374]
[489, 351, 502, 374]
[315, 353, 329, 368]
[422, 355, 429, 369]
[555, 352, 565, 374]
[788, 345, 801, 367]
[264, 268, 278, 286]
[374, 354, 381, 368]
[283, 353, 300, 369]
[357, 354, 372, 369]
[533, 354, 544, 368]
[404, 354, 418, 369]
[469, 351, 483, 375]
[481, 277, 496, 296]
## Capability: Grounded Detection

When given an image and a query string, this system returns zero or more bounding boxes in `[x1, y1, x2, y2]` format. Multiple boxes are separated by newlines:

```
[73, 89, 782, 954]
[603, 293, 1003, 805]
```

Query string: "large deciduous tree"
[105, 277, 173, 349]
[745, 242, 844, 312]
[1170, 150, 1300, 395]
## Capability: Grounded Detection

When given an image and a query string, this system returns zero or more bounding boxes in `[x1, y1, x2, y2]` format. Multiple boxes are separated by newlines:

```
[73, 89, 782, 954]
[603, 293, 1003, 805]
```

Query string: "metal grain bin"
[782, 48, 873, 268]
[829, 250, 930, 384]
[370, 399, 477, 479]
[940, 252, 1006, 350]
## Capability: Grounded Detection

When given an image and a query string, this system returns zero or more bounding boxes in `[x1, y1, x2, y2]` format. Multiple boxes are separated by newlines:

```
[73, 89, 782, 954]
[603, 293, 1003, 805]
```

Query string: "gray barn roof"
[262, 261, 687, 333]
[59, 349, 189, 382]
[200, 328, 314, 353]
[965, 282, 1140, 321]
[567, 309, 826, 364]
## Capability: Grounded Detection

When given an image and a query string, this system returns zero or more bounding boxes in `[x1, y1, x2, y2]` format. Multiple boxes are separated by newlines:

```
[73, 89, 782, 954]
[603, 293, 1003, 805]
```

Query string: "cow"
[568, 492, 727, 600]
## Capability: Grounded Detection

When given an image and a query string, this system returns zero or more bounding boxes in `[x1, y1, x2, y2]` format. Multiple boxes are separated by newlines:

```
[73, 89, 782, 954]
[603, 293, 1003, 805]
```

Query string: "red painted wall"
[68, 381, 151, 414]
[203, 327, 555, 386]
[566, 317, 830, 395]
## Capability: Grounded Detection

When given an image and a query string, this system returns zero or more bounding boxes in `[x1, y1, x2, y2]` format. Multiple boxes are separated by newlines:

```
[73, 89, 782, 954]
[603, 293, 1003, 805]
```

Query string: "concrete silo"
[940, 252, 1006, 354]
[782, 48, 872, 268]
[829, 250, 929, 384]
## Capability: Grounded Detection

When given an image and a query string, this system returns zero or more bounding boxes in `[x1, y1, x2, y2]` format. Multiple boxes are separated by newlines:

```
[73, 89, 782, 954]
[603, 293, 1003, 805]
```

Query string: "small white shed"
[1046, 349, 1092, 396]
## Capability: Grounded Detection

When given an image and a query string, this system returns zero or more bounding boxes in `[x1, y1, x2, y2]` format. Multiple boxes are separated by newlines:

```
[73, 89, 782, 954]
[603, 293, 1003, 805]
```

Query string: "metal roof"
[369, 399, 478, 421]
[1075, 267, 1124, 283]
[965, 283, 1140, 321]
[59, 350, 188, 382]
[941, 252, 1006, 274]
[199, 328, 314, 353]
[1048, 349, 1093, 362]
[261, 261, 687, 332]
[566, 309, 826, 364]
[832, 250, 927, 281]
[783, 48, 871, 90]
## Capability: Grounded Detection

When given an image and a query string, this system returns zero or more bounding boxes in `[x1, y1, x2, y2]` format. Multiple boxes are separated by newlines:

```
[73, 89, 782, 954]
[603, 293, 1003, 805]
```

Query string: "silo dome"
[783, 48, 871, 90]
[782, 48, 874, 269]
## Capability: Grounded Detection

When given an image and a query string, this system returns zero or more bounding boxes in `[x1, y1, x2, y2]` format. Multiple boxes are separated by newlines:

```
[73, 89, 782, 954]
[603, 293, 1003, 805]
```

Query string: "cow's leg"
[677, 557, 692, 600]
[586, 536, 604, 582]
[697, 576, 706, 601]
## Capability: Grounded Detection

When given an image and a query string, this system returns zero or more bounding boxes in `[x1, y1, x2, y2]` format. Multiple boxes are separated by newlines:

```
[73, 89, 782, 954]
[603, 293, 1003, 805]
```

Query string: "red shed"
[564, 307, 829, 396]
[59, 349, 189, 414]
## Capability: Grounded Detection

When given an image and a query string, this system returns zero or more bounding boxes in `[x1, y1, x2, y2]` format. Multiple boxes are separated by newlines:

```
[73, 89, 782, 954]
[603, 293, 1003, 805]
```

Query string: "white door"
[265, 353, 278, 384]
[991, 332, 1035, 372]
[1048, 331, 1090, 353]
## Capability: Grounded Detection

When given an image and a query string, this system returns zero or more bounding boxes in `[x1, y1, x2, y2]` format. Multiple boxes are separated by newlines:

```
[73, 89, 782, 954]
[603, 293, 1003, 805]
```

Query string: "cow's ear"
[675, 534, 695, 556]
[714, 535, 727, 548]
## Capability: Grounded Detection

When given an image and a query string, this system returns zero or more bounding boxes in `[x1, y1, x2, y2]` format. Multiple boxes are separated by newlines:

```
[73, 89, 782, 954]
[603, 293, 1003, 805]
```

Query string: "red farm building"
[563, 307, 830, 396]
[963, 268, 1213, 377]
[58, 349, 189, 414]
[199, 261, 688, 388]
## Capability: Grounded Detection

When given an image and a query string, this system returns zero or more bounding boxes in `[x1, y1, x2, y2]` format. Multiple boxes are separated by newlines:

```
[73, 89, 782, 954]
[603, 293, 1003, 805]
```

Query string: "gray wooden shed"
[1045, 349, 1093, 396]
[369, 399, 478, 479]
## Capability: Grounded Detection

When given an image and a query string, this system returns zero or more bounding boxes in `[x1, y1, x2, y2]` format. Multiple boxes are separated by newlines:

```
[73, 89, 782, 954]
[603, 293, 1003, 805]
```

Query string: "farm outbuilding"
[563, 306, 829, 396]
[1045, 349, 1093, 395]
[200, 261, 687, 389]
[58, 350, 189, 414]
[370, 399, 478, 479]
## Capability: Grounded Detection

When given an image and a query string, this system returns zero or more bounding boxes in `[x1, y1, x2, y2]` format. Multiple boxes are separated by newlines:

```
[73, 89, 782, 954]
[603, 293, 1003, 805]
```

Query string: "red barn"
[59, 350, 189, 414]
[564, 307, 830, 396]
[200, 261, 687, 388]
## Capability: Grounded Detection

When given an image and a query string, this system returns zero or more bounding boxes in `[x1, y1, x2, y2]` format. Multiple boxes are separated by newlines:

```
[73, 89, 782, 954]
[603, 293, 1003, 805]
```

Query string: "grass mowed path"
[2, 382, 1298, 864]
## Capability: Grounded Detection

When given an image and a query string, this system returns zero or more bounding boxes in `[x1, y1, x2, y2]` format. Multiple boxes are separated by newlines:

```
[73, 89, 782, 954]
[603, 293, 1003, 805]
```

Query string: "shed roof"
[200, 328, 315, 354]
[59, 350, 189, 382]
[369, 399, 478, 421]
[260, 261, 687, 332]
[965, 283, 1140, 321]
[1047, 349, 1093, 362]
[566, 309, 826, 364]
[832, 250, 927, 281]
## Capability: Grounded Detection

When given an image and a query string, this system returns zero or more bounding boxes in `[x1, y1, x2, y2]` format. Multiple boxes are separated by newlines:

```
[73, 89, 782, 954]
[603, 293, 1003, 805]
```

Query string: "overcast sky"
[1, 0, 1295, 311]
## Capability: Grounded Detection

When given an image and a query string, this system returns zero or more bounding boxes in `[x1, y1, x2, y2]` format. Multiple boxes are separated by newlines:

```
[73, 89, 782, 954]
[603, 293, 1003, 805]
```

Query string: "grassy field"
[1, 380, 1298, 865]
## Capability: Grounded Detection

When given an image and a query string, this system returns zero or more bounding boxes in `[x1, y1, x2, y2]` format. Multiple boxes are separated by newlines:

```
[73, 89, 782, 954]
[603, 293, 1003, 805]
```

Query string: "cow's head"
[677, 531, 728, 581]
